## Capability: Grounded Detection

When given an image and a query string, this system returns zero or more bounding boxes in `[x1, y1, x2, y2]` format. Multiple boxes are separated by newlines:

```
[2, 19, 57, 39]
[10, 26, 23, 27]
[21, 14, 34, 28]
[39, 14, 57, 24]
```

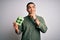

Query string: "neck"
[28, 13, 36, 18]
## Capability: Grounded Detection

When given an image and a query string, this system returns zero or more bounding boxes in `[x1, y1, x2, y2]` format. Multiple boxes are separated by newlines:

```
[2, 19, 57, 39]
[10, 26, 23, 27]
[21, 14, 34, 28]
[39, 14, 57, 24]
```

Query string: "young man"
[13, 2, 48, 40]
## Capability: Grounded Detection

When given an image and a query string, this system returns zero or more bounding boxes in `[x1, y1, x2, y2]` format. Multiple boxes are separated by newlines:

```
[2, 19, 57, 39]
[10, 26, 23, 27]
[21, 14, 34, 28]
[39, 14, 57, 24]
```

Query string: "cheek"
[33, 8, 36, 11]
[28, 9, 31, 12]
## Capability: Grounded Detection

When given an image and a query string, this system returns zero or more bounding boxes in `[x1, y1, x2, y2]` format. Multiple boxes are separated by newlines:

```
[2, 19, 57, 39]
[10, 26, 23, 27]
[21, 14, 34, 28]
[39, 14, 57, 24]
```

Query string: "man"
[13, 2, 48, 40]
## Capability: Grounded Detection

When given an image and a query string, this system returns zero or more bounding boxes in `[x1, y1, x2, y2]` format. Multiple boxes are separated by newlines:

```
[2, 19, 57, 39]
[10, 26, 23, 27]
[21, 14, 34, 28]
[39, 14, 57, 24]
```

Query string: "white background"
[0, 0, 60, 40]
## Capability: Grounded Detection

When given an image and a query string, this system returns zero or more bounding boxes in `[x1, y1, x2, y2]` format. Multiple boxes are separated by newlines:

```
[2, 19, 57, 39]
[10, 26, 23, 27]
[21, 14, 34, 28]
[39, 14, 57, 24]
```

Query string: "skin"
[13, 4, 40, 33]
[27, 4, 40, 26]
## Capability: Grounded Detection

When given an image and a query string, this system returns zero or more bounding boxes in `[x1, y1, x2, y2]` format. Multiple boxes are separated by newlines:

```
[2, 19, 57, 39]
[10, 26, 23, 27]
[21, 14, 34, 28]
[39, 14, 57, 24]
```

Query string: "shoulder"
[24, 16, 28, 20]
[23, 16, 29, 23]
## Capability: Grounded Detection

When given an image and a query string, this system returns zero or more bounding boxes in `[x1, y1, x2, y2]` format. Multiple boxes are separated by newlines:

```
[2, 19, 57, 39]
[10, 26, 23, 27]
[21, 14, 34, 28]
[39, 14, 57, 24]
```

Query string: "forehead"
[28, 4, 35, 7]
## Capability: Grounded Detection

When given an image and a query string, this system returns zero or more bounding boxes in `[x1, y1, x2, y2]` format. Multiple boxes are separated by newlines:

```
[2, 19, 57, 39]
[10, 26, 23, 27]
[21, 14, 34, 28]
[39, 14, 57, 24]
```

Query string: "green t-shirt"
[17, 15, 48, 40]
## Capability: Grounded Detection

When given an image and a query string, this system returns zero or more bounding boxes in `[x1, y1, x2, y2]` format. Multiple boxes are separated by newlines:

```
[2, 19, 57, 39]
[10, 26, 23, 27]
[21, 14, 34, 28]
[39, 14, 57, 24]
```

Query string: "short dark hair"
[26, 2, 35, 9]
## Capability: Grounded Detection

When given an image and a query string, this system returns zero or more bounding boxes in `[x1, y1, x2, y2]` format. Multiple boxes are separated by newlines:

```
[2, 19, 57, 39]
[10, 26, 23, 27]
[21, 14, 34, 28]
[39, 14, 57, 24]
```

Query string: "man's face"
[27, 4, 36, 14]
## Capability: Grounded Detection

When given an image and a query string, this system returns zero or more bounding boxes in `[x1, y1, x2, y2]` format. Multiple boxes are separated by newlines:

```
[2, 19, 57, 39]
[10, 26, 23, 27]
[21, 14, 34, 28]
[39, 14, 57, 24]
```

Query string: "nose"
[31, 8, 33, 11]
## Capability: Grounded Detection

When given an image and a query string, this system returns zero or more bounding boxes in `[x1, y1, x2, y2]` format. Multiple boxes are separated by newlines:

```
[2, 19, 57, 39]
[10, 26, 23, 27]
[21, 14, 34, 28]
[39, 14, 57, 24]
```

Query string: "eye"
[33, 6, 35, 8]
[28, 6, 31, 9]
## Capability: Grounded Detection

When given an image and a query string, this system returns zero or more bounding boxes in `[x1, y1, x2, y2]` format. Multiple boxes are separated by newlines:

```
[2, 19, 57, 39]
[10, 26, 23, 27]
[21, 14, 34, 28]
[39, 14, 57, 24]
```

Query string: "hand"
[13, 22, 19, 32]
[29, 14, 40, 26]
[35, 19, 40, 26]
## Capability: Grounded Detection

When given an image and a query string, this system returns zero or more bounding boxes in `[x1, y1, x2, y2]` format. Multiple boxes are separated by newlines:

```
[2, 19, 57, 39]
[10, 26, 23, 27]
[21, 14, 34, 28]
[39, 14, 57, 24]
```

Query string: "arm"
[35, 17, 48, 33]
[13, 22, 22, 35]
